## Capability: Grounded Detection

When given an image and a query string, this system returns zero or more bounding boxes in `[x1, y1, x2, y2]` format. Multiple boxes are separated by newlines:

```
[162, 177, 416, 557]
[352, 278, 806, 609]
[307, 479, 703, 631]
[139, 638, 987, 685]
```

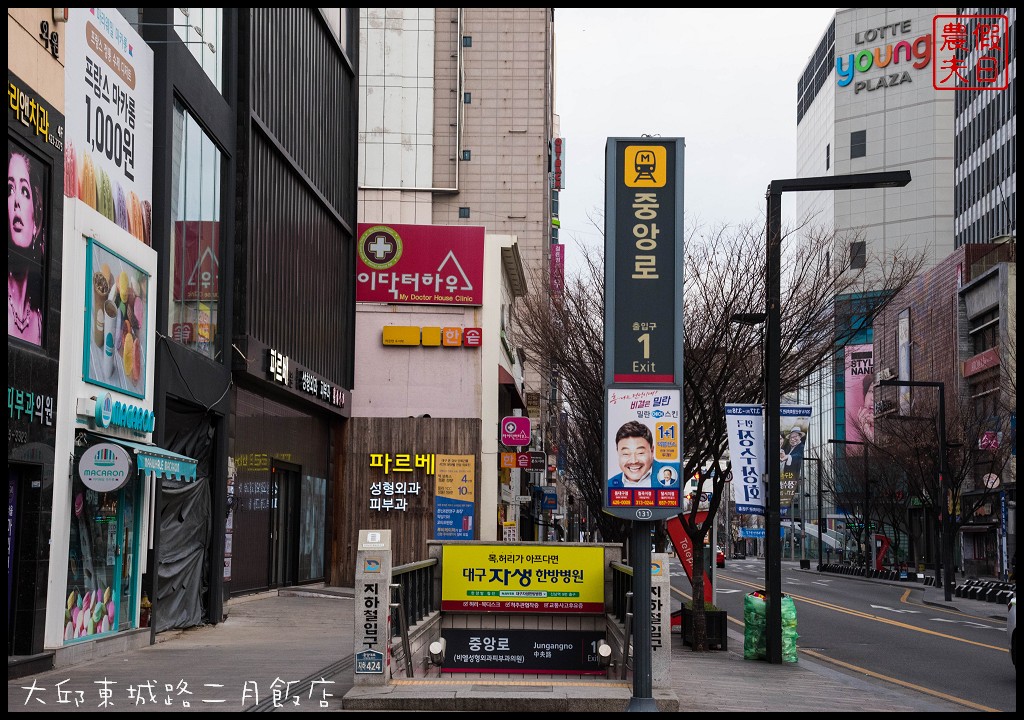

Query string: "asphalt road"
[671, 556, 1015, 712]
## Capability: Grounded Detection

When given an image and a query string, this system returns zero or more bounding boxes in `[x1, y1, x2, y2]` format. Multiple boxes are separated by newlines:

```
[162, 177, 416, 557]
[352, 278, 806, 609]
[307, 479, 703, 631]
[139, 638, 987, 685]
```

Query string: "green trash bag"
[781, 595, 799, 663]
[743, 591, 799, 662]
[743, 591, 767, 660]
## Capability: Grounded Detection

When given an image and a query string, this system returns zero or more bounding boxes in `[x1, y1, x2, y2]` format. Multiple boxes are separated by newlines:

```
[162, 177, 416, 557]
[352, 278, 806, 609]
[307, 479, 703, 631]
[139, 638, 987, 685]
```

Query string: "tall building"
[348, 8, 555, 562]
[953, 7, 1016, 247]
[793, 7, 1016, 573]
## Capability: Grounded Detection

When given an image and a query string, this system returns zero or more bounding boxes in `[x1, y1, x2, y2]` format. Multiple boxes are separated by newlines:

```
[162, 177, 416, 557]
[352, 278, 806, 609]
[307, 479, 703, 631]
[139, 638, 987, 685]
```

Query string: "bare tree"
[512, 216, 926, 651]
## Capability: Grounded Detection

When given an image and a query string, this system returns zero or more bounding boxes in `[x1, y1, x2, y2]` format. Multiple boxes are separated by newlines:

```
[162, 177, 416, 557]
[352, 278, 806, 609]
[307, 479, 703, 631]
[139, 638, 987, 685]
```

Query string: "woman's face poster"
[8, 138, 49, 346]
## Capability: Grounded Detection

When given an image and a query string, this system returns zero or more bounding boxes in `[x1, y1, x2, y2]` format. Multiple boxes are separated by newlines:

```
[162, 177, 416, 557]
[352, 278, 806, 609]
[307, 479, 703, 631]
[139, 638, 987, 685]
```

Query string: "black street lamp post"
[878, 379, 952, 601]
[763, 170, 910, 664]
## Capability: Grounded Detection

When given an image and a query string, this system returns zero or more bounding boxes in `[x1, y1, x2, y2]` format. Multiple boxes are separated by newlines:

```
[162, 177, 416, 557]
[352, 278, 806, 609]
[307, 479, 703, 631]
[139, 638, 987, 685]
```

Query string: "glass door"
[65, 474, 140, 641]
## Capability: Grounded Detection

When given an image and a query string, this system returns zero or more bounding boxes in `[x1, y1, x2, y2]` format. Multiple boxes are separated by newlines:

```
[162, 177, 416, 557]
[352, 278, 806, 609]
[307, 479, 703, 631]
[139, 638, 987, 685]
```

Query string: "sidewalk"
[7, 565, 1002, 712]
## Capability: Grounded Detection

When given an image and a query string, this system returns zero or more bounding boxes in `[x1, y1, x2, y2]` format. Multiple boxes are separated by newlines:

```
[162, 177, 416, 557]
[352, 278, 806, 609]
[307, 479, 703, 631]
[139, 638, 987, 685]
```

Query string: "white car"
[1009, 595, 1016, 667]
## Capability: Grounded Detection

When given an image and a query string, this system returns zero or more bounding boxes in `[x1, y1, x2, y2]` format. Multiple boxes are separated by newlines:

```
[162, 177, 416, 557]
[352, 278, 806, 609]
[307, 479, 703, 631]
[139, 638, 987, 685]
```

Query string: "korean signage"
[440, 544, 604, 613]
[356, 223, 485, 305]
[726, 403, 765, 516]
[603, 387, 681, 520]
[240, 338, 349, 417]
[381, 325, 482, 347]
[434, 454, 475, 540]
[550, 243, 564, 298]
[354, 530, 391, 680]
[65, 7, 154, 245]
[172, 220, 219, 300]
[605, 138, 684, 384]
[549, 137, 564, 190]
[367, 452, 435, 512]
[500, 416, 531, 447]
[440, 629, 605, 675]
[779, 405, 812, 513]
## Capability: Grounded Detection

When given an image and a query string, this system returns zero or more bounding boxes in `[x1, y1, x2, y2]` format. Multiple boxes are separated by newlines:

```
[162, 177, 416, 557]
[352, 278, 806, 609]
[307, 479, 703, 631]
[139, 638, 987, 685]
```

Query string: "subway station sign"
[604, 138, 684, 385]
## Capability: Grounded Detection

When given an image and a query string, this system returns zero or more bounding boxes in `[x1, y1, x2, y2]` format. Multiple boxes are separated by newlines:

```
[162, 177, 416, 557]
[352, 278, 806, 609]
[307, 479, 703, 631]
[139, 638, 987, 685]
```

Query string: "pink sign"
[550, 243, 564, 297]
[356, 223, 485, 305]
[500, 416, 531, 447]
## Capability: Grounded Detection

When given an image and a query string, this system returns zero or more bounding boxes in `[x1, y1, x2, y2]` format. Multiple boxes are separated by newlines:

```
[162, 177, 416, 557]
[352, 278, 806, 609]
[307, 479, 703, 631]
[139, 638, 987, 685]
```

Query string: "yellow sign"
[421, 326, 441, 346]
[440, 545, 605, 613]
[382, 326, 421, 346]
[623, 145, 667, 188]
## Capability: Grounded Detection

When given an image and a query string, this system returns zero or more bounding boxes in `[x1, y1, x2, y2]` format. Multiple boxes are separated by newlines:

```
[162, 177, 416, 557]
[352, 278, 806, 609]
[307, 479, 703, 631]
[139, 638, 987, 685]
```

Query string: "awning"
[115, 438, 198, 482]
[499, 365, 528, 410]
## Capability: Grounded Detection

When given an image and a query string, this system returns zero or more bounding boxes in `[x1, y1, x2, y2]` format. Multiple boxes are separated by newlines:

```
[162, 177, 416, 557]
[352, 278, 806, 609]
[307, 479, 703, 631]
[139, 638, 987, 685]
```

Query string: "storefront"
[66, 431, 196, 641]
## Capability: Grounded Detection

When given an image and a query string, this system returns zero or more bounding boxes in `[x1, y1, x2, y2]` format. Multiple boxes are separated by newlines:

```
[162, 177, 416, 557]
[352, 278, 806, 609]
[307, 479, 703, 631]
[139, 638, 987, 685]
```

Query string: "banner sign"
[779, 405, 812, 511]
[440, 544, 604, 613]
[726, 404, 765, 516]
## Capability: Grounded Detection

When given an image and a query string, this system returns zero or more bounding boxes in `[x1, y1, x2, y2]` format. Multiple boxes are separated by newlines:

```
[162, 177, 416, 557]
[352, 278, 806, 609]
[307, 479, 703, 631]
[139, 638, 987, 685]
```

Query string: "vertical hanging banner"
[726, 404, 765, 516]
[602, 137, 684, 522]
[550, 243, 564, 297]
[778, 405, 812, 514]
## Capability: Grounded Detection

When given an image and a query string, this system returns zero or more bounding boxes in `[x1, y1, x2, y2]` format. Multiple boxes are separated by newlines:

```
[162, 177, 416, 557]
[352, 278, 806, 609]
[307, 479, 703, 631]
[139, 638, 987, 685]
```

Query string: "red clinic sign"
[356, 223, 485, 306]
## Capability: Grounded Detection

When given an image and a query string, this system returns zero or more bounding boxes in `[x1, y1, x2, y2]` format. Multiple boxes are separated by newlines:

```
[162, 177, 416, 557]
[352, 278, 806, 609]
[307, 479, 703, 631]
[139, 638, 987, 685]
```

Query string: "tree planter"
[681, 605, 728, 650]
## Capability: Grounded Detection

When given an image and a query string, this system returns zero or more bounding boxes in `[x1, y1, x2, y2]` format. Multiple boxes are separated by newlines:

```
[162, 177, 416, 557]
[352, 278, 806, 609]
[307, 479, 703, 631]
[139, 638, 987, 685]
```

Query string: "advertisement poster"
[726, 404, 764, 515]
[845, 344, 874, 446]
[83, 237, 149, 398]
[440, 544, 604, 613]
[64, 7, 155, 245]
[779, 405, 813, 514]
[7, 136, 50, 346]
[355, 223, 484, 305]
[434, 454, 475, 540]
[605, 387, 681, 512]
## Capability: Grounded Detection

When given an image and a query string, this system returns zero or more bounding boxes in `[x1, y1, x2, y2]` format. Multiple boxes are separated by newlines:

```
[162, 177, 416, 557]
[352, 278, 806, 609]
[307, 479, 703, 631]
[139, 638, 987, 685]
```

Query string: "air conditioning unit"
[876, 367, 895, 383]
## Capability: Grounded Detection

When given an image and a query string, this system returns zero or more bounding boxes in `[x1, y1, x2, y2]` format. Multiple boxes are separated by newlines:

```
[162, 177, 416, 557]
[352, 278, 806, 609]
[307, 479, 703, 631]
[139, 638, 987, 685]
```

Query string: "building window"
[826, 143, 830, 170]
[458, 207, 470, 219]
[168, 100, 223, 360]
[850, 130, 866, 159]
[850, 240, 866, 269]
[461, 150, 471, 161]
[174, 8, 223, 92]
[463, 92, 472, 104]
[462, 35, 472, 47]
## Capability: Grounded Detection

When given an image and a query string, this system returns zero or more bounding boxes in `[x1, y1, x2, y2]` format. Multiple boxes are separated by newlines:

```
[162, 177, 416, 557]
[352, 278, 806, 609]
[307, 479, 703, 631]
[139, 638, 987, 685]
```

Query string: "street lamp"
[763, 170, 911, 664]
[877, 379, 952, 602]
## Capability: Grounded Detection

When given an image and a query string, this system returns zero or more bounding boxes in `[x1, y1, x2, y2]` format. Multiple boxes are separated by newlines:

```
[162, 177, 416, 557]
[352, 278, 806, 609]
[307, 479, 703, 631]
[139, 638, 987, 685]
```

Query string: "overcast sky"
[553, 8, 838, 273]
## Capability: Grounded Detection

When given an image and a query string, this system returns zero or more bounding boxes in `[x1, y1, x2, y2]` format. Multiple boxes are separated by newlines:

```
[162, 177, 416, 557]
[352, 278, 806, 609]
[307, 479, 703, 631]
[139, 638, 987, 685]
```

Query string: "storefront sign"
[78, 441, 133, 492]
[252, 339, 349, 415]
[500, 416, 531, 447]
[434, 454, 475, 540]
[356, 223, 485, 305]
[92, 392, 155, 433]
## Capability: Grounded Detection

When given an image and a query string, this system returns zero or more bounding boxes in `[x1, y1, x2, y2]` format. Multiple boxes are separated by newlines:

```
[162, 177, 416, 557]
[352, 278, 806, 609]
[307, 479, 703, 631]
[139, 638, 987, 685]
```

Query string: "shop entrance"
[270, 460, 301, 588]
[66, 471, 141, 640]
[9, 463, 45, 657]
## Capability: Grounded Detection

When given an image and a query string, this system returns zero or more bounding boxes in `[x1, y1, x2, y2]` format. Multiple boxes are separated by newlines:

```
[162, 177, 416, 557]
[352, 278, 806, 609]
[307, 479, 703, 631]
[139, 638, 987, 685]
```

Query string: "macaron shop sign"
[93, 392, 156, 433]
[78, 442, 133, 492]
[836, 20, 931, 93]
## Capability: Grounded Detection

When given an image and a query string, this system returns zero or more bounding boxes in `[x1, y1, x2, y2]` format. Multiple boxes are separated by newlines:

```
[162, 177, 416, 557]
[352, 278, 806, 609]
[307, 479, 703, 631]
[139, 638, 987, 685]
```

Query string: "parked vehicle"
[716, 546, 726, 569]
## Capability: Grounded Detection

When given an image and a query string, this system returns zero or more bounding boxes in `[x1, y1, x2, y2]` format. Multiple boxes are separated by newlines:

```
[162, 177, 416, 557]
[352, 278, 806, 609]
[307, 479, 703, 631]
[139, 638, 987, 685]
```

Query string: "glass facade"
[168, 101, 222, 360]
[174, 8, 223, 92]
[65, 464, 140, 641]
